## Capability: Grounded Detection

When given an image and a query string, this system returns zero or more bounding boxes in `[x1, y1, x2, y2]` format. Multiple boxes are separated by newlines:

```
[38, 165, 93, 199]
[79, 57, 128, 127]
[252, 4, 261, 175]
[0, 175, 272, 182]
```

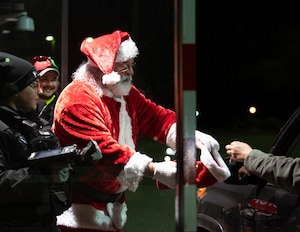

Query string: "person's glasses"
[115, 62, 136, 74]
[29, 81, 39, 90]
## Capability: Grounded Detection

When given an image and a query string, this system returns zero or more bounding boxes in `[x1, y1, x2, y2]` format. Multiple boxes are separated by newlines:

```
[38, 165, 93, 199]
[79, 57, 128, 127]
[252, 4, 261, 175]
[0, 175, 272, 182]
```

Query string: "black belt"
[74, 182, 123, 203]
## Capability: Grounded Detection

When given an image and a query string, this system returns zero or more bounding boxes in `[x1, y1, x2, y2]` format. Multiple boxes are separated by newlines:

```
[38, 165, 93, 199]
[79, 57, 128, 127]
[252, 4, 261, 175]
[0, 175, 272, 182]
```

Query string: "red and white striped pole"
[174, 0, 197, 231]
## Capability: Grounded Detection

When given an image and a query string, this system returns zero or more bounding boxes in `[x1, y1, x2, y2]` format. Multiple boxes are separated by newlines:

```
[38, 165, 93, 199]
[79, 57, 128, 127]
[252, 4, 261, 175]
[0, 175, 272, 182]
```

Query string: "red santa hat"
[80, 30, 139, 85]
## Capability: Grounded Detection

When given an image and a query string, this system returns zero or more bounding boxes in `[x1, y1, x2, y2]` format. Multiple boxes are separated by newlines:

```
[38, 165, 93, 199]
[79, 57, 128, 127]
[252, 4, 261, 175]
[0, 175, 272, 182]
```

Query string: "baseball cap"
[31, 55, 60, 77]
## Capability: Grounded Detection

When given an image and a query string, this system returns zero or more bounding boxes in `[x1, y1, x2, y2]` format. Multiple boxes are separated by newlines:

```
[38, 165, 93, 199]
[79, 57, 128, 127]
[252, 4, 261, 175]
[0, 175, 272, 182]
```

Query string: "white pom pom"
[102, 71, 121, 85]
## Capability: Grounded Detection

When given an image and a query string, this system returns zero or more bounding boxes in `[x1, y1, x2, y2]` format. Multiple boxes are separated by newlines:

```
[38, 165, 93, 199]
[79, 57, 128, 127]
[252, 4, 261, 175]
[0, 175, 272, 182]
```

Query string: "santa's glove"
[200, 145, 231, 182]
[152, 161, 177, 189]
[50, 162, 70, 183]
[156, 160, 220, 190]
[195, 130, 220, 152]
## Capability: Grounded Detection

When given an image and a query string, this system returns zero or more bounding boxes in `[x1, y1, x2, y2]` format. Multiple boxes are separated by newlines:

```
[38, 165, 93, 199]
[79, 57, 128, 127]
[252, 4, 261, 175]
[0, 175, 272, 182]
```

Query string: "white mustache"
[120, 75, 132, 82]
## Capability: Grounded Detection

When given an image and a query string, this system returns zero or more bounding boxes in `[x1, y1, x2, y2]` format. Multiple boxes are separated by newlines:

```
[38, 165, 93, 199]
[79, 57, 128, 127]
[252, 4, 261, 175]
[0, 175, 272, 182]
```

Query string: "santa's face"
[105, 59, 135, 97]
[105, 74, 132, 97]
[114, 59, 135, 75]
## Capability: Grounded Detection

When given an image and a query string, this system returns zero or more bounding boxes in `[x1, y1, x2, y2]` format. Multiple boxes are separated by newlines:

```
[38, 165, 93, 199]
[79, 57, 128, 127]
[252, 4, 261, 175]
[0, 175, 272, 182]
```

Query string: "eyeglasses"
[29, 81, 39, 90]
[114, 62, 136, 74]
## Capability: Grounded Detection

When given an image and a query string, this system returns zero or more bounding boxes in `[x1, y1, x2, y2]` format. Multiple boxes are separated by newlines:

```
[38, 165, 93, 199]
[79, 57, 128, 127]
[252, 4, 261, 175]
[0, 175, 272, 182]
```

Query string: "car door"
[198, 106, 300, 232]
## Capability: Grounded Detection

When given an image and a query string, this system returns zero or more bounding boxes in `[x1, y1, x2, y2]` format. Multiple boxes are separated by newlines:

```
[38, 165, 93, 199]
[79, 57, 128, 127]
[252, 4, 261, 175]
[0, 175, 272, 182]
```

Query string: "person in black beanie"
[0, 52, 71, 232]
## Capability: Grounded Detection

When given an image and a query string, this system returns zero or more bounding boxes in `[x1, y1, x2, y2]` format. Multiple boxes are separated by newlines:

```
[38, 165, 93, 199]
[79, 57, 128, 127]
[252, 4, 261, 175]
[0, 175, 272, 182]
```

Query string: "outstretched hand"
[225, 141, 253, 162]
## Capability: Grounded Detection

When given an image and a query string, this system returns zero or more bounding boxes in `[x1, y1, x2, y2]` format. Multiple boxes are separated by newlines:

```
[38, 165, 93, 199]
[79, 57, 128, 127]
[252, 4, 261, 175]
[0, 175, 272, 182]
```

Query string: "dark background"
[197, 2, 300, 130]
[1, 1, 300, 131]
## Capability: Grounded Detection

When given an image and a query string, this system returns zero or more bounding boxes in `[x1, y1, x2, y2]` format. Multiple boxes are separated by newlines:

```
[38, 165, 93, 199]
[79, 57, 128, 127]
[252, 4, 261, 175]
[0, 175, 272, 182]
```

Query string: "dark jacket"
[245, 149, 300, 194]
[37, 94, 58, 126]
[0, 105, 71, 231]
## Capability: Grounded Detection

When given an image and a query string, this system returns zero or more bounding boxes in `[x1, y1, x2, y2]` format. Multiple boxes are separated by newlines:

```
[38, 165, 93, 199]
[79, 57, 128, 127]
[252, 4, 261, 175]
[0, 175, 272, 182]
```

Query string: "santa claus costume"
[52, 30, 230, 232]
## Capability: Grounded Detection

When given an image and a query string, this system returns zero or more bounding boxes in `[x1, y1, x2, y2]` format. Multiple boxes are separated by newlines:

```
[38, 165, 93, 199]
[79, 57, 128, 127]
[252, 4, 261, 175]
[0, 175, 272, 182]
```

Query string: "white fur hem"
[200, 146, 231, 182]
[57, 203, 127, 230]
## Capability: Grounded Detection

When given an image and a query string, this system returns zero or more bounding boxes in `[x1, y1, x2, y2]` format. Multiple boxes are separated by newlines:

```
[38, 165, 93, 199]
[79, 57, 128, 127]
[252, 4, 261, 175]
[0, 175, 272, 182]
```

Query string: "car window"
[269, 106, 300, 157]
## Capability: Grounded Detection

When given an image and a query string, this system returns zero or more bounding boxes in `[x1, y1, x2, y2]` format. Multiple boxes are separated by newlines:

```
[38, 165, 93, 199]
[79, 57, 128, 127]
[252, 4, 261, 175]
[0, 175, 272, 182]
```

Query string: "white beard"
[105, 75, 132, 97]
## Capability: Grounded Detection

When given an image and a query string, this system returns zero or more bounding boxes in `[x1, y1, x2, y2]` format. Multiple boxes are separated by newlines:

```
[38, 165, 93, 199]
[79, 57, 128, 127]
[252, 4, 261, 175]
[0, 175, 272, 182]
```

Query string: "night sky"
[2, 1, 300, 130]
[197, 2, 300, 129]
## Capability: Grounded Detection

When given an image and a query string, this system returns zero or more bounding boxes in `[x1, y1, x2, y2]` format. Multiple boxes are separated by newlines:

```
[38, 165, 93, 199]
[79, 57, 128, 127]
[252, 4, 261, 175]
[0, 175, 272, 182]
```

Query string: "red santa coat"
[53, 73, 229, 231]
[53, 79, 176, 206]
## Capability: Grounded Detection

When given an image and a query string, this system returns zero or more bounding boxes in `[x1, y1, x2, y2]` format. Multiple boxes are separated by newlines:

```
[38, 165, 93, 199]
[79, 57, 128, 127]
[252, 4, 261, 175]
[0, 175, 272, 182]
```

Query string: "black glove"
[50, 162, 70, 183]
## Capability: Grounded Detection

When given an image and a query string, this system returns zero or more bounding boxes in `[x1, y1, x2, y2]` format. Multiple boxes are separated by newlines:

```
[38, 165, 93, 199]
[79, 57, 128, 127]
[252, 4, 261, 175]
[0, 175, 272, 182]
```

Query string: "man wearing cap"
[0, 52, 71, 232]
[53, 30, 230, 232]
[31, 56, 60, 125]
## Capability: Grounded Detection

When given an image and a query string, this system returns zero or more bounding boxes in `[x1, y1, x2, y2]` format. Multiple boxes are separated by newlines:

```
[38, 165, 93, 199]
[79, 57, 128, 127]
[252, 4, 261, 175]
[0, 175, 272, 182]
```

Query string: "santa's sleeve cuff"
[200, 146, 231, 182]
[117, 152, 153, 192]
[166, 123, 177, 150]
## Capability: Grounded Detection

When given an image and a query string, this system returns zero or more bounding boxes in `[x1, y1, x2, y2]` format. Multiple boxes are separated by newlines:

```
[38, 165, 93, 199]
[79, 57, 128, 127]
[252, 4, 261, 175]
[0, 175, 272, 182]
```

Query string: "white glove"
[195, 130, 220, 152]
[152, 161, 177, 189]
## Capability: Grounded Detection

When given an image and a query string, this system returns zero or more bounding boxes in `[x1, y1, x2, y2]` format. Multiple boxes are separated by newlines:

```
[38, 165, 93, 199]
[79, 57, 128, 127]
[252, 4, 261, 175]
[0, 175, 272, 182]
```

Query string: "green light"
[45, 35, 54, 42]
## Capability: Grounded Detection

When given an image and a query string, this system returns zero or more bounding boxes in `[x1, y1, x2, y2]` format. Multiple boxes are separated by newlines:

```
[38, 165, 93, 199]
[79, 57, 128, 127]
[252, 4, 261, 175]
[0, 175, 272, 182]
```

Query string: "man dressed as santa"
[53, 30, 230, 232]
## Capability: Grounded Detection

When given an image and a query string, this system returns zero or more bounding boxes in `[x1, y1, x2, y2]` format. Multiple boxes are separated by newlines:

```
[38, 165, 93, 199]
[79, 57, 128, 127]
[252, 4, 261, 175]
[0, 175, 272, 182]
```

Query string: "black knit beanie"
[0, 52, 38, 99]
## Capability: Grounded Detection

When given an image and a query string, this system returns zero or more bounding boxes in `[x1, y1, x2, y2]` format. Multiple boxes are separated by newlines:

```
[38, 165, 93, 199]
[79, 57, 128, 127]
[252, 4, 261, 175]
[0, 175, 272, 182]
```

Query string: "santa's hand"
[152, 161, 177, 189]
[195, 130, 220, 152]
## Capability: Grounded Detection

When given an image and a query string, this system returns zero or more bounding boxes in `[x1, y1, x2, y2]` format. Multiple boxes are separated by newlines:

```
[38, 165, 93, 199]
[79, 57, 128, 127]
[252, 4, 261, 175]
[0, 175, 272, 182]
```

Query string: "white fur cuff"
[166, 123, 177, 150]
[117, 152, 152, 192]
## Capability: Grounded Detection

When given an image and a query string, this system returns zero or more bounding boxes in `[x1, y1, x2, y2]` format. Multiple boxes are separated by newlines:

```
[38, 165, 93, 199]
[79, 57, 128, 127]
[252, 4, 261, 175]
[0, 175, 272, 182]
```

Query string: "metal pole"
[174, 0, 197, 231]
[174, 0, 184, 230]
[61, 0, 69, 90]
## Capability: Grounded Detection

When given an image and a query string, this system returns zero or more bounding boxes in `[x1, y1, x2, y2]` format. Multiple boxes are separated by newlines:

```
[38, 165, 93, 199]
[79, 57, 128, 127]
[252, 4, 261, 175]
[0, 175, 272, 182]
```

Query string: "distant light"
[16, 13, 35, 32]
[248, 106, 257, 114]
[165, 147, 176, 156]
[45, 35, 54, 42]
[85, 37, 94, 42]
[196, 110, 200, 117]
[2, 30, 11, 34]
[6, 17, 18, 22]
[4, 11, 35, 32]
[164, 156, 171, 161]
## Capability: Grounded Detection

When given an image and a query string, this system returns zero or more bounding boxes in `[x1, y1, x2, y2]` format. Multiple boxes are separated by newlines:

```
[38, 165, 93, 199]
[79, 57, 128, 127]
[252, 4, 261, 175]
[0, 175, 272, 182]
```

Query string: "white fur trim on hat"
[116, 37, 139, 63]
